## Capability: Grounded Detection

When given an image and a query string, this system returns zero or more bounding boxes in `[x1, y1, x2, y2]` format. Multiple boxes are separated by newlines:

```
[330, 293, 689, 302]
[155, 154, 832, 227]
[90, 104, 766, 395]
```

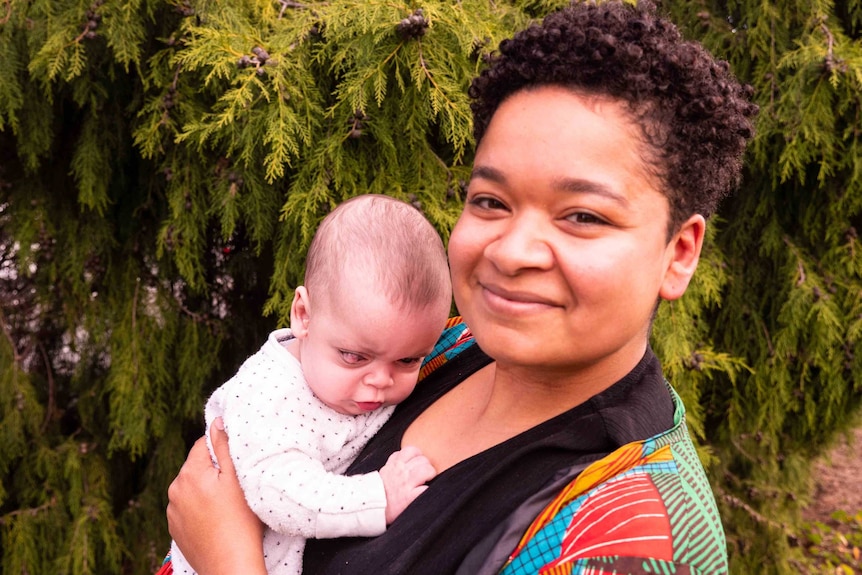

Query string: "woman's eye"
[340, 351, 366, 364]
[469, 196, 507, 211]
[566, 212, 606, 225]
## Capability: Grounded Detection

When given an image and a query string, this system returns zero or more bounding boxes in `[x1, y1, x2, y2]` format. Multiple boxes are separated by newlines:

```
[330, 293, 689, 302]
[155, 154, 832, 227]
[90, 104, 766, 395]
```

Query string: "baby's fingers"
[395, 445, 424, 461]
[388, 447, 436, 483]
[405, 454, 436, 484]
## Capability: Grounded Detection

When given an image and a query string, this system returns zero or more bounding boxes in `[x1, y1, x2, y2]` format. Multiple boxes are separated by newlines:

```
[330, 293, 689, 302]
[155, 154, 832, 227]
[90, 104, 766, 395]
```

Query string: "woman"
[166, 2, 757, 573]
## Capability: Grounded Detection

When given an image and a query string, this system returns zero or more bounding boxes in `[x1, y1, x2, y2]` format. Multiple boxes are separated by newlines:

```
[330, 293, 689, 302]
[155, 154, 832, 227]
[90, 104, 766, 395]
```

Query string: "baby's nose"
[363, 367, 394, 388]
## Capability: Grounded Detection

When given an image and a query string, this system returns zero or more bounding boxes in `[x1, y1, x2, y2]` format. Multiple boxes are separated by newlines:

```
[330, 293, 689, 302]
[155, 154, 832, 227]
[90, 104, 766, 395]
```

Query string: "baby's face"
[298, 289, 446, 416]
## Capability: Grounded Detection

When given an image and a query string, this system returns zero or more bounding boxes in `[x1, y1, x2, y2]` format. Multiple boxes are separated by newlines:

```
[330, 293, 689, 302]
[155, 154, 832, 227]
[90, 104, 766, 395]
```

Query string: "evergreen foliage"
[0, 1, 859, 573]
[657, 1, 862, 571]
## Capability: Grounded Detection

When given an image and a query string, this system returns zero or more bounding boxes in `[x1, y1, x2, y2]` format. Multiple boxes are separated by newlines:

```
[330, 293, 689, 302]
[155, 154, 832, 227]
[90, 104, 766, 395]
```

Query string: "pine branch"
[131, 278, 140, 392]
[0, 496, 58, 526]
[0, 304, 21, 365]
[0, 0, 11, 25]
[718, 487, 799, 545]
[37, 342, 56, 432]
[816, 17, 844, 74]
[278, 0, 316, 18]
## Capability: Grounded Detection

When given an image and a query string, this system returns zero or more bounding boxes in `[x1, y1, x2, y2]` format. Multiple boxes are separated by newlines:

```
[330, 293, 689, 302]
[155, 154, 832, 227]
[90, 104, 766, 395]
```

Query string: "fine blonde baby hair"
[304, 194, 451, 312]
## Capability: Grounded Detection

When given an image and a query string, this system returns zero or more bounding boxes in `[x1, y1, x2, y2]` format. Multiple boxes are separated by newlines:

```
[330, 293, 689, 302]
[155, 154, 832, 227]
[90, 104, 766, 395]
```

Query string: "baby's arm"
[236, 443, 436, 538]
[208, 346, 432, 539]
[378, 446, 436, 524]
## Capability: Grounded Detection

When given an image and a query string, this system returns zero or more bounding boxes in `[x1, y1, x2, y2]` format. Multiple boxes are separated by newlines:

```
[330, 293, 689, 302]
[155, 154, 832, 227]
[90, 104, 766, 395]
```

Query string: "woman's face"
[448, 86, 704, 385]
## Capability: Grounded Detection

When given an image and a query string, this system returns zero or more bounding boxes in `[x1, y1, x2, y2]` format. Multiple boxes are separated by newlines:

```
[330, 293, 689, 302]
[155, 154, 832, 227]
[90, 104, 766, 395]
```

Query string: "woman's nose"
[484, 214, 554, 275]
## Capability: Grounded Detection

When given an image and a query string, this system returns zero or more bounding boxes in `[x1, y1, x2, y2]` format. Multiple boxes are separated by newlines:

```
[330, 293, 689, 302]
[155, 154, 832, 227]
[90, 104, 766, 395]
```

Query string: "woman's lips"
[480, 283, 558, 314]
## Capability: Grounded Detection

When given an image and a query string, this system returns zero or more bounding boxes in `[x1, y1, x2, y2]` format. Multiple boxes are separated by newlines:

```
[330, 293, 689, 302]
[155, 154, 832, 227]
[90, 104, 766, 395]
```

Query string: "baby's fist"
[379, 446, 436, 524]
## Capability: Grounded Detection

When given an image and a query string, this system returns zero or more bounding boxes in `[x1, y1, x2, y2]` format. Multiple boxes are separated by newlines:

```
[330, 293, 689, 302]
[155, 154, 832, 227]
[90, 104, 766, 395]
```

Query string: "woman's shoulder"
[418, 316, 477, 381]
[500, 402, 729, 575]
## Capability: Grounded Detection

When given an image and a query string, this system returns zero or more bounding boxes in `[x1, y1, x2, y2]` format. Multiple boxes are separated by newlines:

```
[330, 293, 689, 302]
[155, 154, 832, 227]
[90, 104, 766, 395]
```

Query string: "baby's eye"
[340, 350, 366, 364]
[397, 357, 422, 366]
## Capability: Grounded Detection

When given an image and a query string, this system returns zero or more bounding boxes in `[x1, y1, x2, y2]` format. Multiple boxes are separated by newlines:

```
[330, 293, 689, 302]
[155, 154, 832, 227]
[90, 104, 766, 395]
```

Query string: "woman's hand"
[166, 418, 267, 575]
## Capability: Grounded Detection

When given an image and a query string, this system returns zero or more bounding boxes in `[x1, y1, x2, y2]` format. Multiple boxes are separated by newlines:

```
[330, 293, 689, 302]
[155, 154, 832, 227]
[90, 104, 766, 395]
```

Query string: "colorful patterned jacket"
[422, 318, 729, 575]
[499, 392, 728, 575]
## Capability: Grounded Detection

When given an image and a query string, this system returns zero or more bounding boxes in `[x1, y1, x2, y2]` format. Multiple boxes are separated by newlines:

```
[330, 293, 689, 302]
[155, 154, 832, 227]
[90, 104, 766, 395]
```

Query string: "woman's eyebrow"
[469, 165, 506, 183]
[554, 177, 630, 206]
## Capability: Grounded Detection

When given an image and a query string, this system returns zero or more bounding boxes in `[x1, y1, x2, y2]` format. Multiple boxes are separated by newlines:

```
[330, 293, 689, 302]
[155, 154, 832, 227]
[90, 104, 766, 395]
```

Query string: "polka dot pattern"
[170, 328, 392, 575]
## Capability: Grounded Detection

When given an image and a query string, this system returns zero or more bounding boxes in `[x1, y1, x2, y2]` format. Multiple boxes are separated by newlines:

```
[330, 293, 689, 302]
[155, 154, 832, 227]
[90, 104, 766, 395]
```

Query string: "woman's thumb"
[209, 417, 234, 472]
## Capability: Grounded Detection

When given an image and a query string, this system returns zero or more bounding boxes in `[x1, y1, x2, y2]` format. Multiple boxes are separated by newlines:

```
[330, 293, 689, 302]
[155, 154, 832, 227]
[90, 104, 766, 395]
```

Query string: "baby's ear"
[289, 286, 312, 339]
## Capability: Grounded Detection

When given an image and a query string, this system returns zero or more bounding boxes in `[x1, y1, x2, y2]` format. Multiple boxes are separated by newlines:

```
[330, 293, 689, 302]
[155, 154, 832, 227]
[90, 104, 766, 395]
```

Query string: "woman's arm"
[166, 418, 267, 575]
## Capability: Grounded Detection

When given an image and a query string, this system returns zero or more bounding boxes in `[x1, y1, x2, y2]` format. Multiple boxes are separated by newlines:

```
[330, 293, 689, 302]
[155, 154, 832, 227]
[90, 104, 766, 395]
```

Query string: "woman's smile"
[479, 281, 560, 315]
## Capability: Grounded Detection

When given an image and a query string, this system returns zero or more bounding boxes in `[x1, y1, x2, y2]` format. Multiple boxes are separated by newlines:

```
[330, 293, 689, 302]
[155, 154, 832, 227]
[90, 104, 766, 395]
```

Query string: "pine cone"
[396, 9, 428, 40]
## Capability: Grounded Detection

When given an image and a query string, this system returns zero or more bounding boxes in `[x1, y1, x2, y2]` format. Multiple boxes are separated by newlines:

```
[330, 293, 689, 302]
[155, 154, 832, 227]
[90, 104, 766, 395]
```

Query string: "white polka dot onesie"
[169, 328, 393, 575]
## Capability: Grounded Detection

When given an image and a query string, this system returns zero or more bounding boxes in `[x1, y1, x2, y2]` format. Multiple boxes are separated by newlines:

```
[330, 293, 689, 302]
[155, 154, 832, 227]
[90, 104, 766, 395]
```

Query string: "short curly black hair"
[469, 0, 758, 232]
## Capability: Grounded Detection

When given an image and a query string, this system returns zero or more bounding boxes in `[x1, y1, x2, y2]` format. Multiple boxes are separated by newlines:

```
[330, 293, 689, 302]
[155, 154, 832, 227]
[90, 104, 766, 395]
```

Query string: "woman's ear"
[289, 286, 312, 339]
[659, 214, 706, 301]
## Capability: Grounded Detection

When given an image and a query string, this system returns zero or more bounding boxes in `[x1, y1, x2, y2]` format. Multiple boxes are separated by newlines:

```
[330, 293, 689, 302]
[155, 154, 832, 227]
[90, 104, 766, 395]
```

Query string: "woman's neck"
[401, 344, 647, 473]
[487, 350, 644, 425]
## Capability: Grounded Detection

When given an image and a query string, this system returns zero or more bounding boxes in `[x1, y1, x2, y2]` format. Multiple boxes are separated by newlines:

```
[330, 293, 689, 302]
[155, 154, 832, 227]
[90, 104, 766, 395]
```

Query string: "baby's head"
[289, 195, 452, 415]
[303, 194, 452, 313]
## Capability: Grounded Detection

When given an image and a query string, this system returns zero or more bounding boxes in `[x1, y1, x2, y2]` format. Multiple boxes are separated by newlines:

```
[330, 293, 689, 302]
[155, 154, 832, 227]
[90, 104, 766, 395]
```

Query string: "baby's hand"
[379, 445, 436, 524]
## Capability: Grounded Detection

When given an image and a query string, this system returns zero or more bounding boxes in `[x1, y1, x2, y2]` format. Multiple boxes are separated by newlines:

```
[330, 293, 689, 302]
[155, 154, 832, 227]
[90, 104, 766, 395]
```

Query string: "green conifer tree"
[0, 1, 859, 574]
[659, 1, 862, 572]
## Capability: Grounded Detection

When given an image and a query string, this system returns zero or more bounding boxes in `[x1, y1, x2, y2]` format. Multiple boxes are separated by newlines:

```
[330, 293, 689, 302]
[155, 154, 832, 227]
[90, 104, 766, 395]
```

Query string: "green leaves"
[663, 1, 862, 571]
[71, 113, 113, 214]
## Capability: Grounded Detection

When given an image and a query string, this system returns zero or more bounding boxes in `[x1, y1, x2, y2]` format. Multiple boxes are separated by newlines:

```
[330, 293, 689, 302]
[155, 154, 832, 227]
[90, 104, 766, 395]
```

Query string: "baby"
[168, 194, 452, 574]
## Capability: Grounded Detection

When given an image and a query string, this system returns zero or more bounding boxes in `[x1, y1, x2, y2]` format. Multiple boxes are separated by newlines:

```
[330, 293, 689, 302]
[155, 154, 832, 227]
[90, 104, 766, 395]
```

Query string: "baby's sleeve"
[238, 447, 388, 539]
[205, 345, 388, 539]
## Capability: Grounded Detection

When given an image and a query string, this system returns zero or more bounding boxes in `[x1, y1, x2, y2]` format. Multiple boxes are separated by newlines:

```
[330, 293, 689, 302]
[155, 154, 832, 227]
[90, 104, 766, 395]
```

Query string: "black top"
[303, 344, 674, 574]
